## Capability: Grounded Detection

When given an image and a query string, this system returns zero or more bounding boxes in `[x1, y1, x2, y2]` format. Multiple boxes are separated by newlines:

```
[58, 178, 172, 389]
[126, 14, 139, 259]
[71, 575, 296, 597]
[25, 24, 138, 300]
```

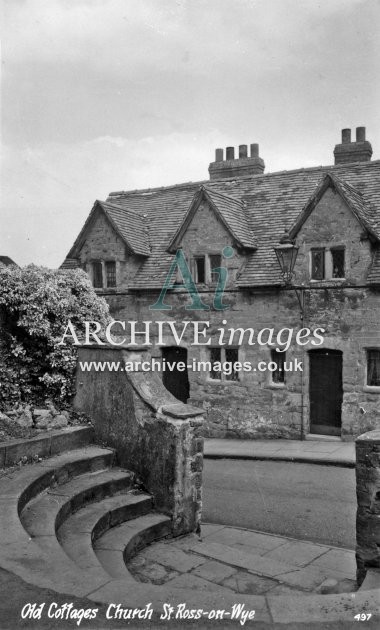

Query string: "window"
[331, 248, 345, 278]
[92, 262, 103, 288]
[106, 261, 116, 287]
[209, 254, 222, 283]
[367, 350, 380, 386]
[310, 248, 345, 280]
[194, 256, 206, 283]
[209, 347, 239, 381]
[192, 253, 223, 284]
[271, 349, 285, 384]
[210, 347, 222, 380]
[311, 249, 325, 280]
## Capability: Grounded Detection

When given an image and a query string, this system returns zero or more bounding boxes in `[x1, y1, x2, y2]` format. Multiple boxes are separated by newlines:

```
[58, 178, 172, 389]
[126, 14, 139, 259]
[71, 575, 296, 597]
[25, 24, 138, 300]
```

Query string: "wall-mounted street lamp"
[273, 239, 304, 320]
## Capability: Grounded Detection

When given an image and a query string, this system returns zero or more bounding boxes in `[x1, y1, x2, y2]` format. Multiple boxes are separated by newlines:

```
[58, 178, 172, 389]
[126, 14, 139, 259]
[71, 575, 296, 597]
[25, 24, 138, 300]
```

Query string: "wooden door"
[309, 350, 342, 436]
[162, 347, 190, 403]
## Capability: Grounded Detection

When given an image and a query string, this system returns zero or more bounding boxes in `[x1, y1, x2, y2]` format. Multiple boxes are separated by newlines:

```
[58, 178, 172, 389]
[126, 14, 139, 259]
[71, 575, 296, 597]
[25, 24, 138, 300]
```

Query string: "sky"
[1, 0, 380, 268]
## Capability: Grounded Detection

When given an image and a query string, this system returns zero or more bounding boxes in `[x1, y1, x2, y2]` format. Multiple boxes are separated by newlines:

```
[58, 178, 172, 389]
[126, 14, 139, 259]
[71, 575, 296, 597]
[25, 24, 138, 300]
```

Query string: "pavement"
[204, 437, 355, 467]
[127, 439, 358, 598]
[128, 523, 357, 597]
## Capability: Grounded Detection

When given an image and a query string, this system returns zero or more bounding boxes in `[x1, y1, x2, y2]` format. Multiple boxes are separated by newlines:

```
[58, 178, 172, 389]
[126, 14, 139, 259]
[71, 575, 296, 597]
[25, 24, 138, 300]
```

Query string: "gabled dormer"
[167, 185, 256, 287]
[65, 200, 150, 290]
[287, 173, 380, 285]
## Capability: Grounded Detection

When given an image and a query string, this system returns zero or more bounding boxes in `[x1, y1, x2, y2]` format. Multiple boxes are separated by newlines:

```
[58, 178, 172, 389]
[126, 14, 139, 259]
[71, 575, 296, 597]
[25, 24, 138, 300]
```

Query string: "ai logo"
[150, 246, 234, 311]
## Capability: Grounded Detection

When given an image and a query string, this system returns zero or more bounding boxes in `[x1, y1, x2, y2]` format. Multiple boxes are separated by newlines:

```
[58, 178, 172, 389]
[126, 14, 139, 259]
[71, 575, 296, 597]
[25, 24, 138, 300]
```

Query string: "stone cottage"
[62, 127, 380, 440]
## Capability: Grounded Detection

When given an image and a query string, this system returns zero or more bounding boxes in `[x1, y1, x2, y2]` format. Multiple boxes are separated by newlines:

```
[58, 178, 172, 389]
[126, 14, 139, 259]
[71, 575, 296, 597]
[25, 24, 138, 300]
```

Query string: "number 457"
[354, 613, 372, 621]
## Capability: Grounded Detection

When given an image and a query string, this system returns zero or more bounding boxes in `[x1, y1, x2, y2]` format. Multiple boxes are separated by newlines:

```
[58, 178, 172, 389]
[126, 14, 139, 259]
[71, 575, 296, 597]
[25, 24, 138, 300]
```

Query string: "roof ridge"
[99, 199, 144, 218]
[107, 160, 380, 198]
[202, 185, 243, 205]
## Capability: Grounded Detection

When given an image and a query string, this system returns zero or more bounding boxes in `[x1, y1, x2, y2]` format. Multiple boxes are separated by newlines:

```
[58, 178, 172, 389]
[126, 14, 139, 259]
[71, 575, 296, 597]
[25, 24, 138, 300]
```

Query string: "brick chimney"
[208, 143, 265, 180]
[334, 127, 373, 165]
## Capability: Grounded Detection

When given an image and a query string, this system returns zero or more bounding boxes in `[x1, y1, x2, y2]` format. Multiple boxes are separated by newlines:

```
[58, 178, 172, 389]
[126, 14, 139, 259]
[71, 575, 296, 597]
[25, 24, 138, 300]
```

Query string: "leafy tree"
[0, 265, 110, 409]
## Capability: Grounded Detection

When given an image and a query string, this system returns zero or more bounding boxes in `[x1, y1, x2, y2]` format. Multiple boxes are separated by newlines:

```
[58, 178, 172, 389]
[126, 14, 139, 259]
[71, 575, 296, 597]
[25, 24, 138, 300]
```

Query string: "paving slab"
[263, 540, 331, 567]
[222, 570, 280, 595]
[192, 560, 237, 583]
[164, 572, 235, 593]
[204, 526, 287, 551]
[189, 540, 297, 578]
[311, 548, 357, 575]
[142, 542, 207, 572]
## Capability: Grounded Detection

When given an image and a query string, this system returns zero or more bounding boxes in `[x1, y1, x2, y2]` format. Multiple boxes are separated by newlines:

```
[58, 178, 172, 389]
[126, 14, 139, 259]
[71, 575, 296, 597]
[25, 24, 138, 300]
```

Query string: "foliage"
[0, 265, 110, 409]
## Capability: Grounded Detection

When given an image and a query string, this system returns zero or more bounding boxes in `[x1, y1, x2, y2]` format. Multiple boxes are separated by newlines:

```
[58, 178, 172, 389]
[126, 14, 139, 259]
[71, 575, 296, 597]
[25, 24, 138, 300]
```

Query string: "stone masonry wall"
[74, 346, 204, 536]
[78, 209, 143, 288]
[85, 186, 380, 440]
[355, 430, 380, 585]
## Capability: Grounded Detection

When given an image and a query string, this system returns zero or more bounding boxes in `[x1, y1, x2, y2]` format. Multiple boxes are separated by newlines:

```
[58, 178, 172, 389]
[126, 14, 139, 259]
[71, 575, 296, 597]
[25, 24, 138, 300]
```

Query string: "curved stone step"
[57, 492, 153, 571]
[20, 468, 135, 537]
[93, 513, 172, 578]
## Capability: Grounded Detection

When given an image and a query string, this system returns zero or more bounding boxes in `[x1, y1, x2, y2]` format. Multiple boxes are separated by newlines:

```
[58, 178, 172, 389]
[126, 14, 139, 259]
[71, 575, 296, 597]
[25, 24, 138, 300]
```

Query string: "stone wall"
[355, 430, 380, 585]
[103, 282, 380, 440]
[79, 184, 380, 440]
[73, 346, 203, 536]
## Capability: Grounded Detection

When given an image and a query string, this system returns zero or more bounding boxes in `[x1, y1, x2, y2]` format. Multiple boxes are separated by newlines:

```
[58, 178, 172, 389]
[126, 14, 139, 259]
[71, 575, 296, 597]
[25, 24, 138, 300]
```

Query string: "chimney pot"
[356, 127, 366, 142]
[239, 144, 248, 158]
[215, 148, 224, 162]
[226, 146, 235, 160]
[250, 143, 259, 158]
[342, 129, 351, 144]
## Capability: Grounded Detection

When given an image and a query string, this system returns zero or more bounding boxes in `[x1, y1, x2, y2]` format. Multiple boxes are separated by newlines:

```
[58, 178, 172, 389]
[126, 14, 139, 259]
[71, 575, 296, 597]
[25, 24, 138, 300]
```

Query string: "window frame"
[309, 247, 346, 281]
[92, 261, 103, 289]
[270, 349, 286, 385]
[208, 346, 240, 382]
[105, 261, 117, 288]
[366, 349, 380, 388]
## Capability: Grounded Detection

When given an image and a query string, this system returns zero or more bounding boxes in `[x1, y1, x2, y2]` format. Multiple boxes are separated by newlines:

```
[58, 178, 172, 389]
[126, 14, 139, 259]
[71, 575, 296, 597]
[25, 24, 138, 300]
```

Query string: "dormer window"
[92, 262, 103, 288]
[91, 261, 117, 289]
[194, 256, 206, 283]
[331, 248, 345, 278]
[311, 249, 325, 280]
[310, 247, 345, 281]
[106, 261, 116, 287]
[192, 254, 222, 284]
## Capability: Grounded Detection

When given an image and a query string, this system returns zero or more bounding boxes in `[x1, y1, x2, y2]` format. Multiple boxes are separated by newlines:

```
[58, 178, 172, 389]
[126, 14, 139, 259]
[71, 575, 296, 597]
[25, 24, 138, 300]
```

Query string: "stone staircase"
[1, 426, 379, 626]
[0, 427, 171, 599]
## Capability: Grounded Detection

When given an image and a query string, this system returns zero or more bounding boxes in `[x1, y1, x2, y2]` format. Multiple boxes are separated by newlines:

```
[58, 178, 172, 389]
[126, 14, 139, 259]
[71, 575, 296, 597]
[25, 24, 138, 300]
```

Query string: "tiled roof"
[99, 201, 150, 256]
[63, 160, 380, 288]
[287, 173, 380, 242]
[60, 258, 80, 270]
[101, 160, 380, 288]
[168, 186, 257, 252]
[66, 200, 150, 260]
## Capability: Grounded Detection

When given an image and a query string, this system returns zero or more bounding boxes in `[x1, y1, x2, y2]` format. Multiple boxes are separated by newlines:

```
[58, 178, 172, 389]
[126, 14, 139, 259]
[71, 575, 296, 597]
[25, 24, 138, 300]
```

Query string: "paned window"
[106, 261, 116, 287]
[271, 349, 285, 384]
[209, 347, 239, 381]
[194, 256, 206, 283]
[209, 254, 222, 284]
[311, 249, 325, 280]
[92, 262, 103, 288]
[367, 350, 380, 386]
[331, 249, 345, 278]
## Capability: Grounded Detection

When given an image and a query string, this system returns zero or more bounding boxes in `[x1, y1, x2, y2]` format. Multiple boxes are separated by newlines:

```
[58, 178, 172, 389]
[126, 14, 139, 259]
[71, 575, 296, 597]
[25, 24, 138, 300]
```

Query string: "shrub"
[0, 265, 110, 409]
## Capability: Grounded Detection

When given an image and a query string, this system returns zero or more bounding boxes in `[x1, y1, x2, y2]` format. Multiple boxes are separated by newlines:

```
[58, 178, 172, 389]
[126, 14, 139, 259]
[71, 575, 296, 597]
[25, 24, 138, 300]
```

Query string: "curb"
[203, 452, 355, 467]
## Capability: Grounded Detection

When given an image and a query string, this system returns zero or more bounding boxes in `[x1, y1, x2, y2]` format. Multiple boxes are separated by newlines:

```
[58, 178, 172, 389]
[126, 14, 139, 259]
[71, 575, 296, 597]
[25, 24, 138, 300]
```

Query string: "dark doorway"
[162, 347, 190, 403]
[309, 349, 342, 436]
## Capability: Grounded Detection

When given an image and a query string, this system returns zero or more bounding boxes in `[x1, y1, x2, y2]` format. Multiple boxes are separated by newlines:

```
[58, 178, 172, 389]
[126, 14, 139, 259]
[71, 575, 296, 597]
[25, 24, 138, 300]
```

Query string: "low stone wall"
[73, 346, 204, 536]
[355, 429, 380, 585]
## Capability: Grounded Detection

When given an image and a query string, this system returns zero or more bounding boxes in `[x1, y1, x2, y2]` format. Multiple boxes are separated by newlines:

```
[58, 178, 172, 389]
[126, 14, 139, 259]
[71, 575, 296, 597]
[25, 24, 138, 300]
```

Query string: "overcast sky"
[1, 0, 380, 268]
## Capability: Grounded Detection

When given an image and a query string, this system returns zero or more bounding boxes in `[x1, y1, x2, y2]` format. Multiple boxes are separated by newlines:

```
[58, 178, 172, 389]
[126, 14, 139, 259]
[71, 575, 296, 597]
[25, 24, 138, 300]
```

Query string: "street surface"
[202, 460, 356, 549]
